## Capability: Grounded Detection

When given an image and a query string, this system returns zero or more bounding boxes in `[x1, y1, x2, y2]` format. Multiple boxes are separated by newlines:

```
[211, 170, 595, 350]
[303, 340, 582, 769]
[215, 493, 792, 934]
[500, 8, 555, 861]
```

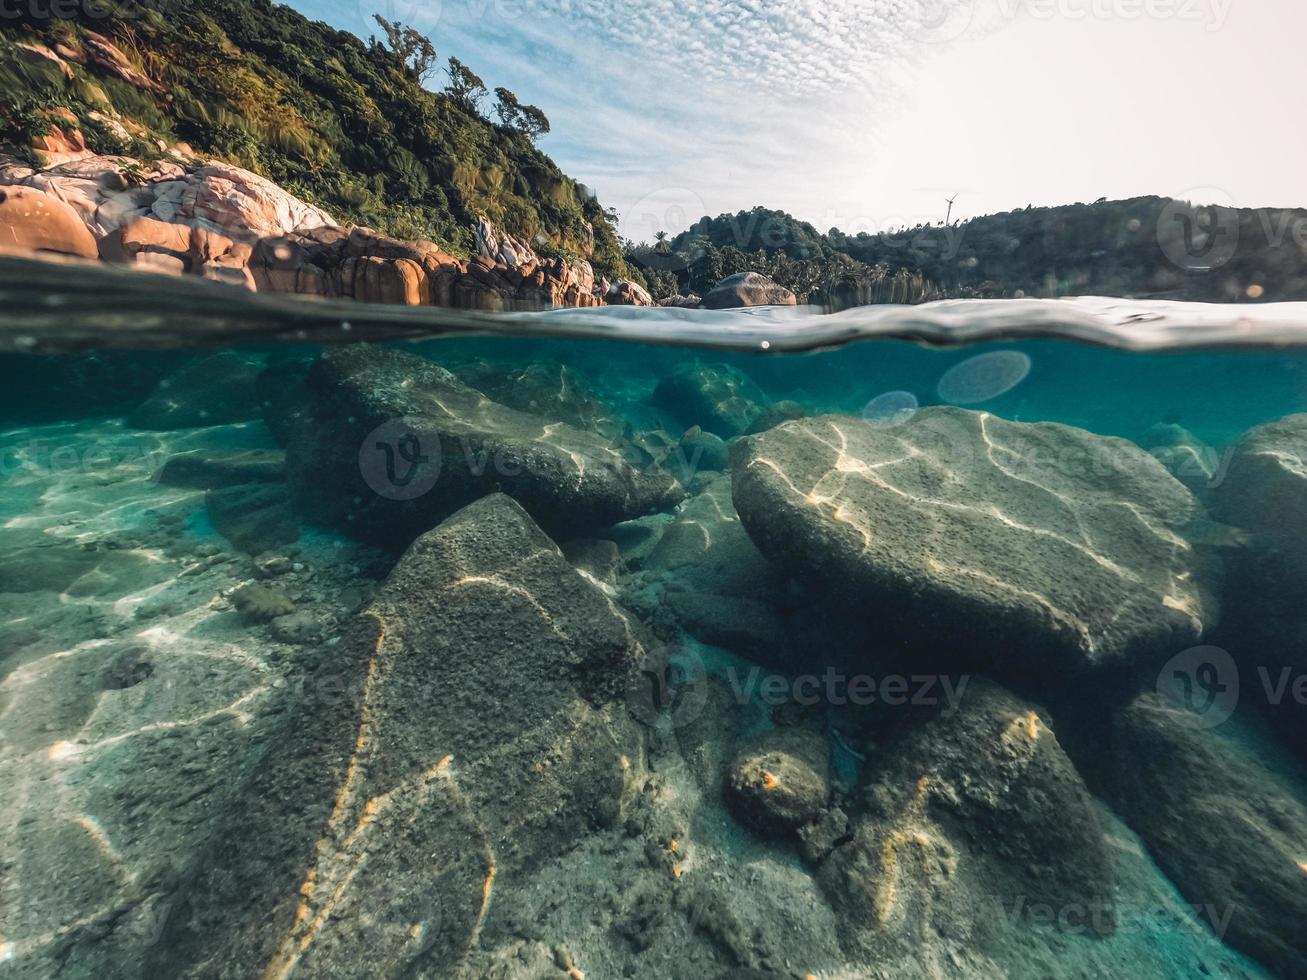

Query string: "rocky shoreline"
[0, 152, 676, 312]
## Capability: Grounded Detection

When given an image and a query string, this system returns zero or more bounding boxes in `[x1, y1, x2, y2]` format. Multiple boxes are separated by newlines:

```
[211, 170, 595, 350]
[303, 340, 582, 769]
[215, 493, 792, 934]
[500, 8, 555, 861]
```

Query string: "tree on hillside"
[493, 87, 523, 128]
[372, 15, 438, 84]
[492, 87, 550, 141]
[518, 104, 551, 141]
[445, 57, 487, 111]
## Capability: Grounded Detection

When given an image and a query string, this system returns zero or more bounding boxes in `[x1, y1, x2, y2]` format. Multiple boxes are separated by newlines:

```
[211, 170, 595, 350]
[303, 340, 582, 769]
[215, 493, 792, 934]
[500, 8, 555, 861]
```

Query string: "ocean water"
[3, 265, 1307, 979]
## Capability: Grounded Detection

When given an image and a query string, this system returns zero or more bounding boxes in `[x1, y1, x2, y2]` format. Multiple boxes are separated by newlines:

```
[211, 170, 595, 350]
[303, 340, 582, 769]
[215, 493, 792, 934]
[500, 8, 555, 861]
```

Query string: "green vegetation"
[627, 201, 1307, 304]
[625, 207, 948, 304]
[4, 3, 1298, 305]
[0, 0, 631, 276]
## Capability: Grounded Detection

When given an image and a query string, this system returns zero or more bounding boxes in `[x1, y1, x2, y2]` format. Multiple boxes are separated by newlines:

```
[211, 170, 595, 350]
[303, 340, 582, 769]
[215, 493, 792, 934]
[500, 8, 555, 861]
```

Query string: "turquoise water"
[2, 310, 1306, 979]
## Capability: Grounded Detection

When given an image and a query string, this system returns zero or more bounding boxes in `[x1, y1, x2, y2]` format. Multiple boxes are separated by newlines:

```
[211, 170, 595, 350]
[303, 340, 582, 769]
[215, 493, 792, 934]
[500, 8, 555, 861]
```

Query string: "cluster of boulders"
[0, 152, 657, 310]
[98, 339, 1307, 978]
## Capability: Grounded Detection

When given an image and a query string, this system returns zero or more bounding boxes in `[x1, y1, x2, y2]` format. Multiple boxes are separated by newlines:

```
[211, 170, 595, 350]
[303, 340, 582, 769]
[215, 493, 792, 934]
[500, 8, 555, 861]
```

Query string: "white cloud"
[300, 0, 1307, 242]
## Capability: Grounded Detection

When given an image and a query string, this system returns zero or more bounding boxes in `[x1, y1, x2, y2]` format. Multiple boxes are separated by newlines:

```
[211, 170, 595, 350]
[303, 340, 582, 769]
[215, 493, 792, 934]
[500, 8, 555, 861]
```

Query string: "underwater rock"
[454, 359, 627, 443]
[269, 609, 324, 644]
[643, 476, 774, 593]
[1208, 413, 1307, 752]
[231, 582, 295, 623]
[155, 448, 286, 489]
[669, 674, 749, 800]
[0, 184, 98, 258]
[288, 344, 682, 548]
[256, 358, 314, 447]
[1211, 412, 1307, 589]
[151, 494, 646, 979]
[702, 271, 797, 309]
[743, 400, 810, 435]
[725, 727, 831, 838]
[678, 425, 730, 472]
[206, 483, 300, 554]
[0, 543, 157, 599]
[796, 806, 850, 866]
[1106, 693, 1307, 977]
[125, 352, 262, 429]
[731, 409, 1219, 685]
[652, 362, 767, 439]
[1140, 422, 1219, 493]
[562, 537, 622, 590]
[821, 679, 1115, 957]
[635, 475, 790, 661]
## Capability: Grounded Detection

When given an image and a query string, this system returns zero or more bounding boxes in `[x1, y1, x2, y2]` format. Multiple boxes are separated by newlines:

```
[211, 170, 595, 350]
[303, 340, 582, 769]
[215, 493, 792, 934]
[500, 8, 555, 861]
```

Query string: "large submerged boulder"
[702, 271, 797, 309]
[453, 359, 627, 443]
[1106, 694, 1307, 977]
[1211, 412, 1307, 592]
[632, 474, 790, 660]
[288, 344, 683, 547]
[731, 409, 1219, 684]
[652, 362, 767, 439]
[206, 483, 299, 554]
[821, 680, 1115, 958]
[156, 449, 286, 489]
[152, 494, 648, 979]
[1207, 413, 1307, 753]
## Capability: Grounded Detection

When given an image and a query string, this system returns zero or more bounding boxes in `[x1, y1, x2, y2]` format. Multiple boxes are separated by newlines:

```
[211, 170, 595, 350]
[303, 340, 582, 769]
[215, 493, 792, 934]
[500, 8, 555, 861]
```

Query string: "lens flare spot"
[861, 390, 918, 427]
[937, 351, 1032, 405]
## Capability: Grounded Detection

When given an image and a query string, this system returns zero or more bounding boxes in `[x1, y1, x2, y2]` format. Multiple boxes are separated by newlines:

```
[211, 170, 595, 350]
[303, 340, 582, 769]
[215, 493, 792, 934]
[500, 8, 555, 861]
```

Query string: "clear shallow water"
[2, 273, 1307, 979]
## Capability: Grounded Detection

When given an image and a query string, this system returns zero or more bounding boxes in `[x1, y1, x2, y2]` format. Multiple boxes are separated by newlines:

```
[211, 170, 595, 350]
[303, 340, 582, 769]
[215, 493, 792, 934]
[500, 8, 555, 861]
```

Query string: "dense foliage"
[0, 0, 631, 275]
[629, 201, 1307, 304]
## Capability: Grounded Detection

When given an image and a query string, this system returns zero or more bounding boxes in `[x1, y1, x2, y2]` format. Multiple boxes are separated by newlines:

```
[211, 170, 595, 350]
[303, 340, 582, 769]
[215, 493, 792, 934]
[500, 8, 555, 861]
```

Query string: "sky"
[289, 0, 1307, 242]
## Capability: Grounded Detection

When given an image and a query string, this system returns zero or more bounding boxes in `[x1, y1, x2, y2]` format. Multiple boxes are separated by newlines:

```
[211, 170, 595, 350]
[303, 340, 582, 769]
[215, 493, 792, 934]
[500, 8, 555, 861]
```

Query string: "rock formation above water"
[0, 155, 653, 311]
[702, 271, 797, 309]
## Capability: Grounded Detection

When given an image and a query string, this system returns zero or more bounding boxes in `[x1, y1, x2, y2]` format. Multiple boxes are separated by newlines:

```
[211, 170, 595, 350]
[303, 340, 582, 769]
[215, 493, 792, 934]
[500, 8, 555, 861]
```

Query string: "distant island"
[3, 0, 1304, 308]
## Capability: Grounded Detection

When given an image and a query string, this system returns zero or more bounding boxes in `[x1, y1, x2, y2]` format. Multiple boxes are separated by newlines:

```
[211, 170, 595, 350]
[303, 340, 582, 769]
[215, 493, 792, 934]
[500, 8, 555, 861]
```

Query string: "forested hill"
[0, 0, 632, 277]
[636, 200, 1307, 304]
